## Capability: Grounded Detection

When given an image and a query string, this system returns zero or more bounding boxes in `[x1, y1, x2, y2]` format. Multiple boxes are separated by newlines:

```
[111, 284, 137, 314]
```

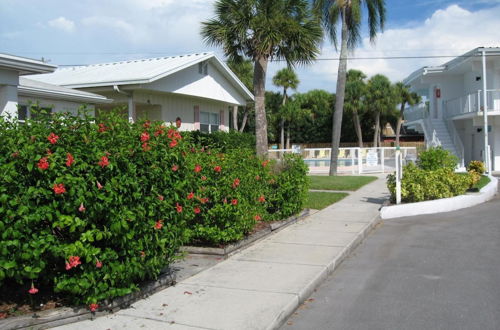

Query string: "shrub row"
[0, 111, 308, 308]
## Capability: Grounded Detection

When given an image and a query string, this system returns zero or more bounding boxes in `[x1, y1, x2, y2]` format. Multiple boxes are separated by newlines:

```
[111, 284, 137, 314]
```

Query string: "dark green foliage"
[185, 130, 256, 152]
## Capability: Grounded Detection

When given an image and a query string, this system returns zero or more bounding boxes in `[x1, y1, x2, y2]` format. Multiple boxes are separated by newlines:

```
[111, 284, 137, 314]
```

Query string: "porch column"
[482, 49, 490, 173]
[0, 84, 18, 119]
[128, 95, 135, 123]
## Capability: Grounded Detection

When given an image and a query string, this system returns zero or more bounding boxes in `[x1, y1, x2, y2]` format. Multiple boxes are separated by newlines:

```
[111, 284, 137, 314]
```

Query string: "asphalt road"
[281, 194, 500, 330]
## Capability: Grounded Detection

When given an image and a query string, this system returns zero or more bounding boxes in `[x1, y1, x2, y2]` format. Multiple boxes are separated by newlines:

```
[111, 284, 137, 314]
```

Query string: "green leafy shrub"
[387, 163, 471, 203]
[0, 110, 309, 307]
[417, 147, 458, 171]
[185, 130, 255, 152]
[467, 160, 485, 175]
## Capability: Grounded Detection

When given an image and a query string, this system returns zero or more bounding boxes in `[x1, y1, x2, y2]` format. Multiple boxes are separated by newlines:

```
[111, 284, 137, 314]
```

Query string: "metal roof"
[0, 53, 57, 75]
[19, 77, 111, 103]
[28, 52, 254, 101]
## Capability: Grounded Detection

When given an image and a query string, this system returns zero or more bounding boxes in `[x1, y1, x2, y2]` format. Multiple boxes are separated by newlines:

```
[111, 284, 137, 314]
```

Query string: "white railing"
[404, 103, 428, 123]
[268, 147, 418, 174]
[444, 119, 465, 167]
[445, 89, 500, 118]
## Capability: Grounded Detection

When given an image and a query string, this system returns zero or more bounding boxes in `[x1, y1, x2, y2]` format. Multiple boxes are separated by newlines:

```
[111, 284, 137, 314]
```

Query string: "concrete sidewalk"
[55, 176, 389, 330]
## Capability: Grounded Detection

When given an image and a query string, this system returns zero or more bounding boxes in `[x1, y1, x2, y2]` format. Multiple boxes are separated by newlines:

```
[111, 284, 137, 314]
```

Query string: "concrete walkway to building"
[54, 176, 389, 330]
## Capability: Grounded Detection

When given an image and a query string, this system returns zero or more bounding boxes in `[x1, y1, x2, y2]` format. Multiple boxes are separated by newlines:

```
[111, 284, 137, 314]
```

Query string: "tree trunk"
[373, 111, 380, 148]
[395, 102, 405, 147]
[280, 88, 287, 149]
[239, 106, 249, 132]
[253, 56, 269, 155]
[329, 9, 348, 176]
[286, 125, 291, 149]
[280, 118, 285, 149]
[232, 105, 238, 131]
[353, 110, 363, 148]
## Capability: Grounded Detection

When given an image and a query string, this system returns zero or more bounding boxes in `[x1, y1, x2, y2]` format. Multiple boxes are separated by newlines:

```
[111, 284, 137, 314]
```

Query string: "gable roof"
[29, 52, 254, 101]
[0, 53, 57, 75]
[19, 77, 111, 103]
[404, 47, 500, 85]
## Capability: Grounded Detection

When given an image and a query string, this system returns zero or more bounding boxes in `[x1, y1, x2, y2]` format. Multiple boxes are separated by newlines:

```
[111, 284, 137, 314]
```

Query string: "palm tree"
[273, 68, 299, 149]
[228, 59, 254, 132]
[313, 0, 386, 175]
[365, 74, 395, 148]
[202, 0, 323, 155]
[394, 82, 421, 147]
[344, 69, 366, 147]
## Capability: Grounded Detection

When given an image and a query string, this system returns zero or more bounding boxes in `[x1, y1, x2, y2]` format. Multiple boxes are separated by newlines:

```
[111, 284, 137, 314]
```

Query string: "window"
[200, 111, 219, 133]
[18, 105, 53, 123]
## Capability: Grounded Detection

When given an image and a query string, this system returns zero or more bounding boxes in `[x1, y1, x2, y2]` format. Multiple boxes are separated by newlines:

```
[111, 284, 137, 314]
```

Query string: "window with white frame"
[18, 105, 53, 123]
[200, 111, 219, 133]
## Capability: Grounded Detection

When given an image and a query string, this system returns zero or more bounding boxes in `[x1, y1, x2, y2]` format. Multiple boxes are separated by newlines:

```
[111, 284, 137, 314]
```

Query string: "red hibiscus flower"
[95, 260, 103, 268]
[214, 165, 221, 172]
[53, 183, 66, 195]
[171, 164, 179, 171]
[258, 195, 266, 203]
[232, 178, 240, 188]
[169, 139, 178, 148]
[66, 153, 74, 167]
[65, 256, 81, 270]
[78, 203, 86, 212]
[89, 303, 99, 312]
[143, 121, 151, 128]
[255, 175, 261, 181]
[98, 123, 107, 132]
[98, 156, 110, 168]
[187, 192, 194, 200]
[254, 215, 262, 221]
[199, 197, 209, 204]
[158, 195, 164, 201]
[140, 132, 150, 142]
[194, 206, 201, 214]
[262, 160, 269, 167]
[28, 283, 38, 295]
[37, 157, 49, 170]
[154, 129, 164, 137]
[97, 181, 103, 190]
[194, 164, 202, 173]
[142, 142, 151, 151]
[231, 199, 238, 205]
[154, 220, 163, 230]
[176, 203, 183, 213]
[47, 132, 59, 144]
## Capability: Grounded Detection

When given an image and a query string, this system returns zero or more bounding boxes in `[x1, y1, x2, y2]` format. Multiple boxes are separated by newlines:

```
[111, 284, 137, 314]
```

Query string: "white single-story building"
[0, 53, 110, 120]
[403, 47, 500, 173]
[29, 52, 254, 132]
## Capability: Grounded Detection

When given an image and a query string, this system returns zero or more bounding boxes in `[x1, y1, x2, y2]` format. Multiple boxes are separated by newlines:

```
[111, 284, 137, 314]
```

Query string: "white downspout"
[113, 85, 134, 123]
[481, 50, 490, 173]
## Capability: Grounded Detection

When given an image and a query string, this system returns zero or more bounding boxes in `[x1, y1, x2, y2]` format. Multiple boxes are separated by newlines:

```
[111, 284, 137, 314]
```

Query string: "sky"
[1, 0, 500, 93]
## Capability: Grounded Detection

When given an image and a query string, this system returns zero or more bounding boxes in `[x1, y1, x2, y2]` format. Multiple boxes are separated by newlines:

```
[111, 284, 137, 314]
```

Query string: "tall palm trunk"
[329, 9, 348, 176]
[395, 102, 406, 147]
[373, 111, 380, 148]
[286, 125, 291, 149]
[239, 106, 249, 132]
[280, 89, 287, 149]
[232, 105, 238, 131]
[353, 110, 363, 147]
[254, 56, 269, 155]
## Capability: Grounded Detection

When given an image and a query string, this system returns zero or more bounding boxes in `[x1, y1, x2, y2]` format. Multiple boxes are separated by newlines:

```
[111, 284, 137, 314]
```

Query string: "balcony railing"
[403, 103, 429, 122]
[444, 89, 500, 118]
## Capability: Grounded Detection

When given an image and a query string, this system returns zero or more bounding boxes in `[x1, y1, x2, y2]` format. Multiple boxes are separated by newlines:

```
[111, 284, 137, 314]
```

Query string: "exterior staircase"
[427, 119, 464, 168]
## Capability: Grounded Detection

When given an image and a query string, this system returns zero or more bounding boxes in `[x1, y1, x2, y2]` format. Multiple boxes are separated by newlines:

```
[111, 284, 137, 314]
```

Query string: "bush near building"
[0, 110, 308, 308]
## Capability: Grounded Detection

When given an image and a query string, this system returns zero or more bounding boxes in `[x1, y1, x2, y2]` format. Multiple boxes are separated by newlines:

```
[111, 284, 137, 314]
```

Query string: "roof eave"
[0, 56, 57, 75]
[18, 86, 112, 103]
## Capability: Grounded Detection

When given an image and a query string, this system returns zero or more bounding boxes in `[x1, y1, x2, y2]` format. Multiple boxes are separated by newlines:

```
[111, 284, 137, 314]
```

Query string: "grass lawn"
[309, 175, 378, 191]
[305, 192, 349, 210]
[473, 175, 491, 190]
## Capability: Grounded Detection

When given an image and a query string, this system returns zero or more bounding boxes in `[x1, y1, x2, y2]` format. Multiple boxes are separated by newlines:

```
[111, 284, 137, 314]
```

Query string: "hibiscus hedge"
[0, 110, 308, 308]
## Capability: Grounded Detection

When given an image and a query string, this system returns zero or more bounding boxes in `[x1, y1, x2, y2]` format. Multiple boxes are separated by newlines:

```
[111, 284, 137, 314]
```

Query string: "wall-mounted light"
[476, 76, 481, 81]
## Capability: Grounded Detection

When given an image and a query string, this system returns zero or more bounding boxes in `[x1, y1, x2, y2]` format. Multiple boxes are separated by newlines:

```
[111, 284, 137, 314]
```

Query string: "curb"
[380, 176, 498, 219]
[269, 212, 382, 330]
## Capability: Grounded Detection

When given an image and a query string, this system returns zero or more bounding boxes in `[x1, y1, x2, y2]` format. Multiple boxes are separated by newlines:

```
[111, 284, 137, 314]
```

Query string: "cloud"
[48, 16, 75, 33]
[309, 4, 500, 87]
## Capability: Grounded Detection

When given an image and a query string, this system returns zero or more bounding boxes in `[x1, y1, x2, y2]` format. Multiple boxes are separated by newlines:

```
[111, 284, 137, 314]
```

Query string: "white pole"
[482, 50, 490, 173]
[358, 148, 362, 174]
[351, 148, 355, 174]
[395, 147, 402, 205]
